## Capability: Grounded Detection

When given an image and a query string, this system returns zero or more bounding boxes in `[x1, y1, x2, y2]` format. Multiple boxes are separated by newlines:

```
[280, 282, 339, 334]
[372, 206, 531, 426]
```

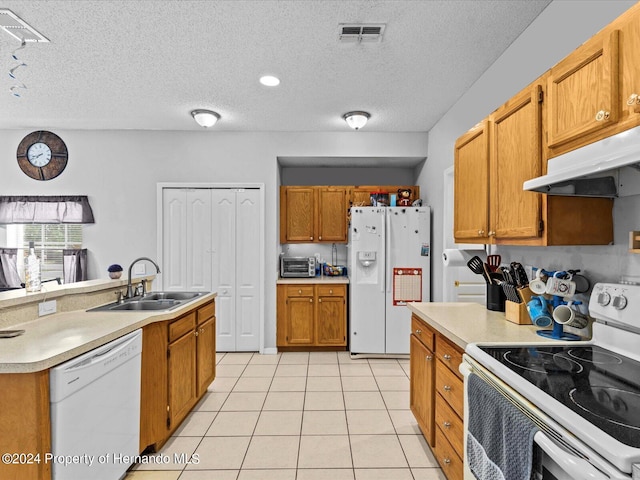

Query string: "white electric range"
[463, 282, 640, 480]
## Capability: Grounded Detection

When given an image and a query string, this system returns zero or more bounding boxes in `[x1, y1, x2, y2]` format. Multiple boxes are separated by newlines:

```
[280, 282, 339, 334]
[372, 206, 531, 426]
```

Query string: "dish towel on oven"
[467, 372, 540, 480]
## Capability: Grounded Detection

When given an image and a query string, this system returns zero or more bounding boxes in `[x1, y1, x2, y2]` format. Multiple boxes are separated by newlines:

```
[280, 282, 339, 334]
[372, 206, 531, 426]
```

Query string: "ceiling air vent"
[0, 9, 49, 42]
[338, 23, 386, 43]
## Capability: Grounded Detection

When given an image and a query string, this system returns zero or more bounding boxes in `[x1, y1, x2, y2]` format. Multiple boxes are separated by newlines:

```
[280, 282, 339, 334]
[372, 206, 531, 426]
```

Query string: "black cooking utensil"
[467, 256, 491, 284]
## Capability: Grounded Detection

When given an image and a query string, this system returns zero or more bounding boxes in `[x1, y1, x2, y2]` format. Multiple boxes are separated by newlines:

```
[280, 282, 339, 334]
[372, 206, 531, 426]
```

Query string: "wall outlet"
[38, 300, 57, 317]
[134, 264, 146, 275]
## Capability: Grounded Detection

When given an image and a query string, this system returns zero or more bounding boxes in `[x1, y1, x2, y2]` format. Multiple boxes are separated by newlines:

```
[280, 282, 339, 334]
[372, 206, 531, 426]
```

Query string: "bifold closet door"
[211, 189, 260, 351]
[162, 189, 212, 291]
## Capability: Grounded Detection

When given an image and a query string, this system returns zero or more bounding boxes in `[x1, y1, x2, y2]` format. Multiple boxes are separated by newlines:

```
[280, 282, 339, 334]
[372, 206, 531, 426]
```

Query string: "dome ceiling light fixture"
[343, 111, 370, 130]
[191, 109, 220, 128]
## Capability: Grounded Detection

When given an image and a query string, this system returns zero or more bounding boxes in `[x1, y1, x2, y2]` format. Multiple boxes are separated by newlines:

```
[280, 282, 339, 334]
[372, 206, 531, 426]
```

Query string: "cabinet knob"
[443, 421, 451, 429]
[310, 236, 313, 240]
[309, 298, 313, 303]
[595, 110, 610, 121]
[298, 289, 302, 294]
[443, 385, 452, 391]
[415, 329, 422, 334]
[627, 93, 640, 105]
[443, 354, 452, 361]
[319, 236, 322, 240]
[442, 458, 451, 465]
[194, 330, 199, 336]
[319, 298, 322, 303]
[488, 231, 495, 237]
[478, 230, 485, 236]
[425, 355, 432, 361]
[329, 289, 333, 294]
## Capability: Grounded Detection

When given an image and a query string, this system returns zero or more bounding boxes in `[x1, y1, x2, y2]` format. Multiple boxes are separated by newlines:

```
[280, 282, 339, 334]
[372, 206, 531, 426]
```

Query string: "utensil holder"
[505, 300, 531, 324]
[486, 283, 506, 312]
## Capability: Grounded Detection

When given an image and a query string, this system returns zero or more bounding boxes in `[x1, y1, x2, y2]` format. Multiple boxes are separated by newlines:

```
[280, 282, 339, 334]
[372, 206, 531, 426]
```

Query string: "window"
[6, 224, 83, 281]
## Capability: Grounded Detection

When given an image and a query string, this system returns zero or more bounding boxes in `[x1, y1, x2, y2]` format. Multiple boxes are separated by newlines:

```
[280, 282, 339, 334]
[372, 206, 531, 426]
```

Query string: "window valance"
[0, 196, 95, 224]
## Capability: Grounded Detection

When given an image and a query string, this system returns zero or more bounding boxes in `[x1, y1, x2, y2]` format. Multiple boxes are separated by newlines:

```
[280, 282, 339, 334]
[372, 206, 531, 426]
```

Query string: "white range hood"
[523, 125, 640, 197]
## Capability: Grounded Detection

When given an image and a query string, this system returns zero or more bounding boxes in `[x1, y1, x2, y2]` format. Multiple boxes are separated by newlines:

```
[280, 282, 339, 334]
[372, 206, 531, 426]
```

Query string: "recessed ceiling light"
[260, 75, 280, 87]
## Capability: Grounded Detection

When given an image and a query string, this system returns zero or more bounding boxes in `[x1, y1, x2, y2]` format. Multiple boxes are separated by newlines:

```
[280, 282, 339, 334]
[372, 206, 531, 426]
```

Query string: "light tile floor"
[126, 351, 445, 480]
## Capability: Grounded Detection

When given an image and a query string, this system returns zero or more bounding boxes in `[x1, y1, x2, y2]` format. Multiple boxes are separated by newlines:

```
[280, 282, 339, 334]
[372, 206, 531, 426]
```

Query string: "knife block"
[505, 300, 531, 324]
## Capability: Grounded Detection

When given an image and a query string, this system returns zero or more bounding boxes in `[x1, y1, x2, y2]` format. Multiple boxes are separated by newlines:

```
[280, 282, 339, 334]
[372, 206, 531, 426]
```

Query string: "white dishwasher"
[50, 329, 142, 480]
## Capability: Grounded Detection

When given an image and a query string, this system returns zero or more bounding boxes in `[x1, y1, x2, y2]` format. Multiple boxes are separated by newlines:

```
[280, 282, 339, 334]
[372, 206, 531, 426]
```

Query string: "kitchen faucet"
[125, 257, 161, 299]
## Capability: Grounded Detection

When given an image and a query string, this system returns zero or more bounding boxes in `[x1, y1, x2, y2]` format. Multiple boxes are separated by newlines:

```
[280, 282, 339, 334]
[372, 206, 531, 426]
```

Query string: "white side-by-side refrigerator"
[348, 206, 431, 355]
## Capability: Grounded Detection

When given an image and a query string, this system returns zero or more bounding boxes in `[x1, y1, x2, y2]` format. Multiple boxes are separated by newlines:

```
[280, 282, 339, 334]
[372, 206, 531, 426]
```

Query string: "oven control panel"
[589, 282, 640, 327]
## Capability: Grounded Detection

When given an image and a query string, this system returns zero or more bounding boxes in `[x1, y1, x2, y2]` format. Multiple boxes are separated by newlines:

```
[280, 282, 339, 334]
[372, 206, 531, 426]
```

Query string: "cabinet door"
[547, 30, 619, 148]
[196, 317, 216, 396]
[315, 291, 346, 345]
[168, 332, 197, 429]
[281, 187, 315, 242]
[620, 7, 640, 125]
[410, 334, 435, 447]
[454, 121, 490, 242]
[285, 295, 315, 344]
[490, 84, 542, 240]
[317, 187, 348, 242]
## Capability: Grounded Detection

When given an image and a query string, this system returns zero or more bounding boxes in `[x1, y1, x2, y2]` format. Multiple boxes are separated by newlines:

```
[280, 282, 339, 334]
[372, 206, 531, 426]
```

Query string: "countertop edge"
[0, 292, 217, 374]
[277, 277, 349, 284]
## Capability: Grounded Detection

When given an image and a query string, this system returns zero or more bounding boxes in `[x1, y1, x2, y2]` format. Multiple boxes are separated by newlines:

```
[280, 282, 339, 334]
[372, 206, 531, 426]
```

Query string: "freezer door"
[349, 207, 386, 354]
[385, 207, 431, 354]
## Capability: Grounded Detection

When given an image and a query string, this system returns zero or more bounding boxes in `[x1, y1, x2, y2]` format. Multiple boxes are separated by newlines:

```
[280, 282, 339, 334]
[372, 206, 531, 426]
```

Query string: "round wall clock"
[16, 131, 68, 181]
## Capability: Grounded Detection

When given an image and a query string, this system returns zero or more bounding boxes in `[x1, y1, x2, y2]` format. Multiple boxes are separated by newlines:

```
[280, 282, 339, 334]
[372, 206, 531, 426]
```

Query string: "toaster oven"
[280, 256, 316, 277]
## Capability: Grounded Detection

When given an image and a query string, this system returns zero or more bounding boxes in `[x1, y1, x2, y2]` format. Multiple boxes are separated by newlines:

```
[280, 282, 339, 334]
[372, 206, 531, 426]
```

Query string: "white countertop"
[407, 302, 558, 350]
[277, 276, 349, 284]
[0, 292, 216, 374]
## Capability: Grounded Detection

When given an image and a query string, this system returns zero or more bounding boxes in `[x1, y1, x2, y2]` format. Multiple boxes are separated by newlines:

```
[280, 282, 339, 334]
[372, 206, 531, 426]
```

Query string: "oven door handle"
[534, 431, 608, 480]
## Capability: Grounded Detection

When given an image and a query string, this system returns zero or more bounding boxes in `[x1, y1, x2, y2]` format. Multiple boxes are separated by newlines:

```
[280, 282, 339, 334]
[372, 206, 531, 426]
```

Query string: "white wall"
[420, 0, 640, 302]
[0, 129, 427, 348]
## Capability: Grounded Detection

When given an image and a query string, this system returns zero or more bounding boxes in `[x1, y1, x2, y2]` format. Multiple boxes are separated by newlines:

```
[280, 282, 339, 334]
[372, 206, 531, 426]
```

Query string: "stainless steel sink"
[109, 300, 180, 311]
[87, 291, 206, 313]
[141, 291, 204, 301]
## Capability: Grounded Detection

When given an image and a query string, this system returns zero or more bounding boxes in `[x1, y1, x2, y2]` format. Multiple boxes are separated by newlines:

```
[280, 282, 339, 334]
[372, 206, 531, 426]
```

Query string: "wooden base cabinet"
[409, 314, 464, 480]
[409, 320, 435, 447]
[141, 299, 216, 452]
[277, 284, 347, 349]
[0, 371, 52, 480]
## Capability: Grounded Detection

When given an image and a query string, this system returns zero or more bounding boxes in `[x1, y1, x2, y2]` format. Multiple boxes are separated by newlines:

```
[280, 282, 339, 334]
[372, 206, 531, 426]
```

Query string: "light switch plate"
[38, 300, 57, 316]
[134, 264, 145, 275]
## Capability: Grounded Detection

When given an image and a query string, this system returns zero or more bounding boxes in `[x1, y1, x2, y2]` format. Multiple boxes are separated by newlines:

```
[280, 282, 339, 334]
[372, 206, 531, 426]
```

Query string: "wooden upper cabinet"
[281, 187, 315, 242]
[317, 187, 348, 242]
[454, 120, 490, 242]
[490, 83, 543, 240]
[547, 30, 619, 148]
[619, 5, 640, 124]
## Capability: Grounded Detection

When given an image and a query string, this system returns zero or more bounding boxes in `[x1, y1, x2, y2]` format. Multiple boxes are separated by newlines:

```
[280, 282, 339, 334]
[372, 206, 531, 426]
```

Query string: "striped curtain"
[0, 248, 22, 288]
[63, 248, 88, 284]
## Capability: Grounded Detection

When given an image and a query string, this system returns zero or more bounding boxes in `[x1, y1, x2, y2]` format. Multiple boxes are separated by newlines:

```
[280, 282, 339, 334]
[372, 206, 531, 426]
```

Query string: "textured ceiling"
[0, 0, 551, 132]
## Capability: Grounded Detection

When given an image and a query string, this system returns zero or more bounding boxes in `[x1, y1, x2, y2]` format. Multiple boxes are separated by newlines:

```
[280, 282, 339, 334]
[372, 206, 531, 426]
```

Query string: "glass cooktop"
[479, 345, 640, 448]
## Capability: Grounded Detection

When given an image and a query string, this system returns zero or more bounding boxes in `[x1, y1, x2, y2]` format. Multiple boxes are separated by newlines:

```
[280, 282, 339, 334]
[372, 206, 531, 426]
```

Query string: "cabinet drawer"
[197, 301, 215, 325]
[434, 426, 464, 480]
[286, 286, 315, 297]
[436, 335, 463, 379]
[436, 360, 464, 414]
[435, 392, 464, 458]
[169, 312, 196, 342]
[411, 315, 434, 351]
[316, 284, 345, 297]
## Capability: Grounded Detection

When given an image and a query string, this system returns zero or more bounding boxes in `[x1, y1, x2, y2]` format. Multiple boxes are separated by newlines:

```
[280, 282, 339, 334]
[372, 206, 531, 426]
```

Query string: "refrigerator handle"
[386, 211, 392, 293]
[380, 210, 386, 293]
